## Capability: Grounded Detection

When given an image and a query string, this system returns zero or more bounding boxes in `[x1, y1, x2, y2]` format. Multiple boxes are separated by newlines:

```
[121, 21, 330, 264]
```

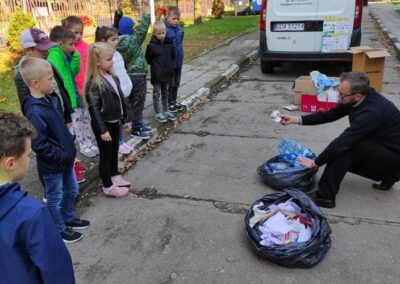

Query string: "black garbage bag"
[257, 155, 317, 192]
[244, 189, 332, 268]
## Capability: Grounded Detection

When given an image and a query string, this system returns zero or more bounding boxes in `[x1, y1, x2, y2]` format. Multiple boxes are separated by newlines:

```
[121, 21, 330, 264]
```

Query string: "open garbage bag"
[257, 139, 317, 192]
[244, 189, 332, 268]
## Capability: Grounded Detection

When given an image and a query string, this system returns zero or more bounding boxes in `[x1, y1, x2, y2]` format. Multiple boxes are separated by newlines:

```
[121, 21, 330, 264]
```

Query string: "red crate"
[301, 94, 337, 113]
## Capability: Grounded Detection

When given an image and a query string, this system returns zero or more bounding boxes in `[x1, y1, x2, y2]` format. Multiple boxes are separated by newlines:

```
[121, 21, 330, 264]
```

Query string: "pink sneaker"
[123, 143, 134, 152]
[103, 185, 129, 198]
[111, 175, 131, 187]
[119, 144, 131, 155]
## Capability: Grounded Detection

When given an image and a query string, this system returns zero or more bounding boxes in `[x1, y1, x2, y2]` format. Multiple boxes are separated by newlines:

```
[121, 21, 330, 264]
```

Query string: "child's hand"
[123, 123, 131, 132]
[101, 131, 112, 141]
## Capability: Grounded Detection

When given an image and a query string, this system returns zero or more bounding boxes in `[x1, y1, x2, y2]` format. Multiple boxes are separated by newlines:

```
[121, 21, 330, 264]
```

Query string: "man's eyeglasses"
[339, 91, 357, 98]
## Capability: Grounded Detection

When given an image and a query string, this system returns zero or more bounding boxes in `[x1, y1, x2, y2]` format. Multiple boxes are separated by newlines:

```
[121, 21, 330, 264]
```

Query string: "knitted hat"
[118, 17, 135, 35]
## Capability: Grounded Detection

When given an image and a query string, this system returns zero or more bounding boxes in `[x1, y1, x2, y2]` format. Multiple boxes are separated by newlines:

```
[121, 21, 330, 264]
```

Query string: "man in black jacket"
[280, 72, 400, 208]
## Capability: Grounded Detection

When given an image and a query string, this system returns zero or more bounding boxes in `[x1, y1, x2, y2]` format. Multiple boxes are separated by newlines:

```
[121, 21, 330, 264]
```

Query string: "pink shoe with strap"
[103, 185, 129, 198]
[111, 175, 131, 187]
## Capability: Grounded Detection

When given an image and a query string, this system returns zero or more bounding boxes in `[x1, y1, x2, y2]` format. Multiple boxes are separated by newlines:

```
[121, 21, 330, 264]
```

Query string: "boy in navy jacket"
[0, 111, 75, 283]
[164, 6, 185, 113]
[21, 57, 90, 243]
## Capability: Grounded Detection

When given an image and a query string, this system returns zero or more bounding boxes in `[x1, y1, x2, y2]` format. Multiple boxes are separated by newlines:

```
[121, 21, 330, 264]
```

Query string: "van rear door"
[315, 0, 356, 52]
[266, 0, 319, 52]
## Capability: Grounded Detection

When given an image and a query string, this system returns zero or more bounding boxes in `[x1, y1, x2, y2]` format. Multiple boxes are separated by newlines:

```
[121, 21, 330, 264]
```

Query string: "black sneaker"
[168, 104, 178, 113]
[141, 125, 153, 133]
[131, 129, 150, 139]
[60, 228, 83, 243]
[66, 218, 90, 230]
[174, 102, 184, 112]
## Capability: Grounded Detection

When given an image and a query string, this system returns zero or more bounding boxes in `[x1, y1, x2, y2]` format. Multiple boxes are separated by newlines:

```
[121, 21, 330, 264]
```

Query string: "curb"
[369, 10, 400, 60]
[77, 44, 259, 198]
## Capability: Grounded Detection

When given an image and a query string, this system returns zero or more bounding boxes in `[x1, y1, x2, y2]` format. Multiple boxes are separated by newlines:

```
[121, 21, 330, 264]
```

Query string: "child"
[85, 43, 131, 198]
[113, 0, 124, 31]
[15, 28, 77, 199]
[21, 57, 90, 243]
[95, 26, 133, 155]
[164, 6, 185, 113]
[0, 111, 76, 283]
[48, 25, 99, 159]
[62, 16, 87, 100]
[117, 7, 153, 140]
[145, 20, 176, 123]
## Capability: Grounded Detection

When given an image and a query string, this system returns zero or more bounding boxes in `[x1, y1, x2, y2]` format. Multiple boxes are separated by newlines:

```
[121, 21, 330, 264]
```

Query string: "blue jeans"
[42, 166, 78, 232]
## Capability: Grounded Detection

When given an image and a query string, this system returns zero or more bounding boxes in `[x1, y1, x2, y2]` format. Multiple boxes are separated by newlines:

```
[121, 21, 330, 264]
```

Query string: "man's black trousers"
[317, 139, 400, 201]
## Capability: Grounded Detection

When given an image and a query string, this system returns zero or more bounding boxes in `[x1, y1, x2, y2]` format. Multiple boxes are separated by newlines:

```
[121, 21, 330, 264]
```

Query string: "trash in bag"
[257, 139, 317, 192]
[244, 189, 332, 268]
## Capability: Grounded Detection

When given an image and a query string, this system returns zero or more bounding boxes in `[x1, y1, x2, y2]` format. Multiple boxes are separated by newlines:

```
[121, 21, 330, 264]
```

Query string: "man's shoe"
[174, 102, 184, 112]
[60, 228, 83, 243]
[130, 129, 150, 140]
[373, 180, 396, 191]
[314, 197, 336, 208]
[66, 218, 90, 230]
[168, 104, 178, 113]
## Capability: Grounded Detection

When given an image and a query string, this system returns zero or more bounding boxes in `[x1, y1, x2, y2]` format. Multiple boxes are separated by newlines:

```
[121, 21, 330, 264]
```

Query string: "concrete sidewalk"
[369, 2, 400, 59]
[20, 31, 259, 200]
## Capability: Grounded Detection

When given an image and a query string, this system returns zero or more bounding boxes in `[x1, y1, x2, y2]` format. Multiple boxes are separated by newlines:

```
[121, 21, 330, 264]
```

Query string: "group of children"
[0, 5, 185, 282]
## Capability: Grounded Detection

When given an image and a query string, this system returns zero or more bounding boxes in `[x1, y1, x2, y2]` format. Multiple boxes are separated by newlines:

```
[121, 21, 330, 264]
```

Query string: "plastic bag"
[257, 156, 317, 191]
[244, 189, 332, 268]
[278, 138, 315, 165]
[310, 71, 339, 95]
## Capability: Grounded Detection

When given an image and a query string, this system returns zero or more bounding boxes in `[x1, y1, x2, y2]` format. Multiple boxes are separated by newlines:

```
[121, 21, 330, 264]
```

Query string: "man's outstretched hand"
[280, 114, 300, 125]
[298, 157, 317, 168]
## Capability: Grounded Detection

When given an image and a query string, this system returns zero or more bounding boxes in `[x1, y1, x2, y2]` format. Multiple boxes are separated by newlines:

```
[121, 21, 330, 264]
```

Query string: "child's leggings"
[93, 122, 120, 188]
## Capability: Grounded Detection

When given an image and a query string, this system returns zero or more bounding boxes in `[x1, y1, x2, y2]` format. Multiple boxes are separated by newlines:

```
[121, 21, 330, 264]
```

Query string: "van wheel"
[261, 59, 274, 73]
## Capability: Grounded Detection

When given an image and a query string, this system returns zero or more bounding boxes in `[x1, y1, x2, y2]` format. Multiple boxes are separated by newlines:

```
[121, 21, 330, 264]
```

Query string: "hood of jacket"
[0, 183, 25, 221]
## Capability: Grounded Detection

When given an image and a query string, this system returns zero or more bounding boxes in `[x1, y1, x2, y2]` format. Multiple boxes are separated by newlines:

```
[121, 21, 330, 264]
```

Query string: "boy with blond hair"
[21, 57, 90, 243]
[0, 111, 75, 283]
[145, 20, 176, 122]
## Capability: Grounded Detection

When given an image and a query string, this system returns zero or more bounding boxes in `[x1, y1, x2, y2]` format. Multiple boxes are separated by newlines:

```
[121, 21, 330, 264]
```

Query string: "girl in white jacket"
[95, 26, 133, 154]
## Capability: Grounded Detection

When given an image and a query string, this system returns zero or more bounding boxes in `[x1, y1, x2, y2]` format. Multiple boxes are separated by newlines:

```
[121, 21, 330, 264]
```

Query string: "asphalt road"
[67, 14, 400, 284]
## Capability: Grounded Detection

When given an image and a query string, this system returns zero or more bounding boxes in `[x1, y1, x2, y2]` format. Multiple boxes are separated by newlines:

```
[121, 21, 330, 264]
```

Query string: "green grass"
[0, 15, 259, 112]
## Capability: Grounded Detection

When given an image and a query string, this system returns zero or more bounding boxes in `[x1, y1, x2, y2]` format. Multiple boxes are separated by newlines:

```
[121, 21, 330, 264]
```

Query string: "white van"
[259, 0, 363, 73]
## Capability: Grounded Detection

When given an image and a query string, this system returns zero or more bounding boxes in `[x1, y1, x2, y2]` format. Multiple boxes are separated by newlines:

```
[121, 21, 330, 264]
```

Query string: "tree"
[194, 0, 202, 25]
[212, 0, 225, 19]
[6, 7, 36, 54]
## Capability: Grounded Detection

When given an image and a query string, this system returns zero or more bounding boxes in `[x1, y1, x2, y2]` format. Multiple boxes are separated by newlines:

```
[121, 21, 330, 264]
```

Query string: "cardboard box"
[301, 94, 337, 113]
[292, 76, 340, 105]
[348, 46, 390, 92]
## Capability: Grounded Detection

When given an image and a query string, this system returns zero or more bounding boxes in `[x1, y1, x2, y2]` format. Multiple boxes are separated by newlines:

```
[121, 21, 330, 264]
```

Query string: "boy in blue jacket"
[164, 6, 185, 113]
[0, 111, 75, 283]
[21, 57, 90, 243]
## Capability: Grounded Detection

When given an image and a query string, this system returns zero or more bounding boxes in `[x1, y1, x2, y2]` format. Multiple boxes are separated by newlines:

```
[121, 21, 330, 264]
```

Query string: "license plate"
[273, 23, 305, 32]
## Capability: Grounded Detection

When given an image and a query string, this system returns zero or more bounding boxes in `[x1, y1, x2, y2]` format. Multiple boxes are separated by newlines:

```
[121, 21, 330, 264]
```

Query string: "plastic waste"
[310, 71, 339, 95]
[257, 139, 317, 191]
[244, 189, 332, 268]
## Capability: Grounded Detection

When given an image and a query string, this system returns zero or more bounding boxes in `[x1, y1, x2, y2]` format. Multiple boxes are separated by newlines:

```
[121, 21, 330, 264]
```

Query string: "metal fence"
[0, 0, 119, 41]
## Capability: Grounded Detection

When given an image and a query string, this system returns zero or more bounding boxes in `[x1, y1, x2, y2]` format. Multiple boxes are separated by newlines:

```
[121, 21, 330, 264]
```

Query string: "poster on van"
[321, 16, 351, 53]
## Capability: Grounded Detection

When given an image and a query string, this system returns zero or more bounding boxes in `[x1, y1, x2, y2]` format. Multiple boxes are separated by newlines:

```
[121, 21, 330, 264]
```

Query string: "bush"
[212, 0, 225, 19]
[6, 7, 36, 54]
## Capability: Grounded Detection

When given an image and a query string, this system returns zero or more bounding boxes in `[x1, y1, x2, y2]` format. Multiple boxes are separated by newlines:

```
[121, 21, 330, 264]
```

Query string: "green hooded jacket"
[47, 46, 80, 109]
[117, 13, 150, 75]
